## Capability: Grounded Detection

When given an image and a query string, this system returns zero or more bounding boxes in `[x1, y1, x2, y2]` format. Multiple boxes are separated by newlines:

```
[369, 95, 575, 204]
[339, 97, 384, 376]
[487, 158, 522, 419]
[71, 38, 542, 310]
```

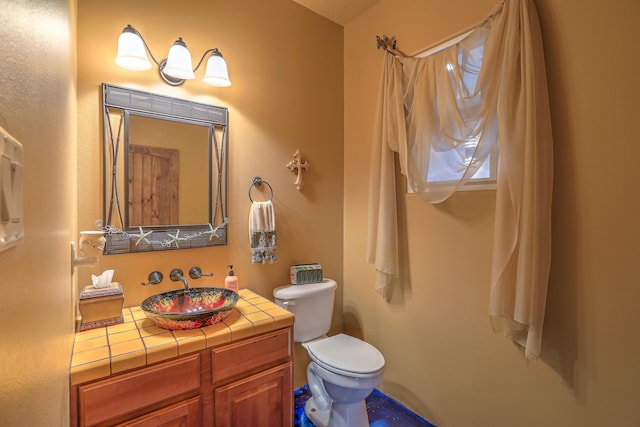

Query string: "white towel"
[249, 201, 277, 263]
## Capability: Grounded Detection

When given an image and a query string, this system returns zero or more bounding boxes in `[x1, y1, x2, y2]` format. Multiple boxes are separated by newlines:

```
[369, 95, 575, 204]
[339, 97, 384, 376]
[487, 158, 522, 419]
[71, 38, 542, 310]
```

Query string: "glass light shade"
[115, 31, 152, 71]
[162, 40, 195, 80]
[203, 53, 231, 87]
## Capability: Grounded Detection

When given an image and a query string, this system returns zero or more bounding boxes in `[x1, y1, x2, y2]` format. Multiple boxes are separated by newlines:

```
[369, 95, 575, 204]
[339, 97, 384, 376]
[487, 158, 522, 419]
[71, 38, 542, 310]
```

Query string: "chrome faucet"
[170, 268, 189, 290]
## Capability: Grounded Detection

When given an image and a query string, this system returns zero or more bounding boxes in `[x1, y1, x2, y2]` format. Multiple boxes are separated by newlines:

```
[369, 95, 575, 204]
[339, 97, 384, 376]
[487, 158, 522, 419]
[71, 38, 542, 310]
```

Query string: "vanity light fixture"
[115, 24, 231, 87]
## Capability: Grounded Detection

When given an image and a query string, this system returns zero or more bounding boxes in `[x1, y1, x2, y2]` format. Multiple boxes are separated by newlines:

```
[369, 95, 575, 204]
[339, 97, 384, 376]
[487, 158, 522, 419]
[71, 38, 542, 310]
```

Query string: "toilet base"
[305, 397, 330, 427]
[305, 396, 369, 427]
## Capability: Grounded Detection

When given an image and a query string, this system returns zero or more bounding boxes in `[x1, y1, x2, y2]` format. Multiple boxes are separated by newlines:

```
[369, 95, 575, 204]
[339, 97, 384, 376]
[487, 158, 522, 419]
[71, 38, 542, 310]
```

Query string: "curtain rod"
[375, 36, 404, 56]
[375, 0, 507, 58]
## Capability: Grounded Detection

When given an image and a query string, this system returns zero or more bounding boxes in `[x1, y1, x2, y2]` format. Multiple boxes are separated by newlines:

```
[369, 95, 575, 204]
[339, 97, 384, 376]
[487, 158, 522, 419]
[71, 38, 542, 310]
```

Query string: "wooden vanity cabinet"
[210, 328, 293, 426]
[116, 397, 201, 427]
[70, 327, 293, 427]
[214, 364, 292, 427]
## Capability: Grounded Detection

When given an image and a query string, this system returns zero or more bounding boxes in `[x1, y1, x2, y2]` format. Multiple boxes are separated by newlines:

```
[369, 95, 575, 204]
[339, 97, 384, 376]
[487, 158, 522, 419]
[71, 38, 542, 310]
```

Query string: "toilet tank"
[273, 279, 337, 343]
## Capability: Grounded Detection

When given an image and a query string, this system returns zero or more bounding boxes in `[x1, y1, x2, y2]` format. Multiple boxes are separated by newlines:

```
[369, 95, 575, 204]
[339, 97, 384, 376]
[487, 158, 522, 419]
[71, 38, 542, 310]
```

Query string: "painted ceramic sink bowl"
[141, 287, 239, 330]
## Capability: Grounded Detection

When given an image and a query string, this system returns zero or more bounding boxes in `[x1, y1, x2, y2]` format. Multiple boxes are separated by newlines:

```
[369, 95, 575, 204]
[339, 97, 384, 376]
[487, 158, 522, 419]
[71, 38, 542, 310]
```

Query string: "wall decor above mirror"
[101, 83, 228, 254]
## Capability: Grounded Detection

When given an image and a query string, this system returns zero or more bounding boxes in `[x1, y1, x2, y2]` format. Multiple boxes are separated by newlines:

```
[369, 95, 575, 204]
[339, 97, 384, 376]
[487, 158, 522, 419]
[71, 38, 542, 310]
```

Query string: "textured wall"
[0, 0, 76, 425]
[343, 0, 640, 425]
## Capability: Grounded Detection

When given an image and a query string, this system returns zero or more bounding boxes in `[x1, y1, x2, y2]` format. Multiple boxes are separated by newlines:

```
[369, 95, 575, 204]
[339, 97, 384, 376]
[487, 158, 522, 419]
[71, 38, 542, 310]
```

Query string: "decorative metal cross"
[286, 149, 310, 191]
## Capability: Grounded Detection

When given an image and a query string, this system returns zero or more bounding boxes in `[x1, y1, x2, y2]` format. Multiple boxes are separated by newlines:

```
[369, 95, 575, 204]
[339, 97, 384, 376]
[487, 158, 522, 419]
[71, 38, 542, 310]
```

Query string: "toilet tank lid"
[273, 278, 337, 300]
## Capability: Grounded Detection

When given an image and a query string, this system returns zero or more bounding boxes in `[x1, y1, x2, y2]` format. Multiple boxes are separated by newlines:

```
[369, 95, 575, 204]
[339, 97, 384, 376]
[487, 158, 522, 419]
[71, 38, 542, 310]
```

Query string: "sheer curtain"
[367, 0, 553, 359]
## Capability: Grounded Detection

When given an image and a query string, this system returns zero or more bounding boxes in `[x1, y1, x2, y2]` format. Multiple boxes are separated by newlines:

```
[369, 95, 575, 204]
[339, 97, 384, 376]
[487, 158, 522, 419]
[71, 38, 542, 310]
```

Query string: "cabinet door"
[214, 363, 293, 427]
[116, 396, 200, 427]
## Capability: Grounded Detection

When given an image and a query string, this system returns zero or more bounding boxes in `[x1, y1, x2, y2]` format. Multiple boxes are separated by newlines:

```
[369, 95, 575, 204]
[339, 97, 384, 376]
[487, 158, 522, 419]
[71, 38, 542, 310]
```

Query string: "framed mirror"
[101, 83, 228, 254]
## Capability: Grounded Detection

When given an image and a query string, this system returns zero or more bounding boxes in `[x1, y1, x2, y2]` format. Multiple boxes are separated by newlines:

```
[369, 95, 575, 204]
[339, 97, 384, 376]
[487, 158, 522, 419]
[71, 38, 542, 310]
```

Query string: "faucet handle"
[189, 266, 214, 279]
[141, 271, 163, 286]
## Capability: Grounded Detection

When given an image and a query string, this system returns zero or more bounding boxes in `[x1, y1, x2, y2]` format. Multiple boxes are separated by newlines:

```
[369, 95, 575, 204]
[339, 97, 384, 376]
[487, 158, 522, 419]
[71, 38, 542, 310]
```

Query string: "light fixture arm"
[122, 24, 163, 68]
[192, 48, 223, 73]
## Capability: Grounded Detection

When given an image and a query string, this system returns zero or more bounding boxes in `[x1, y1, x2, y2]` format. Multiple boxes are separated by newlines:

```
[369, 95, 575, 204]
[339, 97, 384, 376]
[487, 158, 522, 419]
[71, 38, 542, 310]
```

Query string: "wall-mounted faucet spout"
[170, 268, 189, 290]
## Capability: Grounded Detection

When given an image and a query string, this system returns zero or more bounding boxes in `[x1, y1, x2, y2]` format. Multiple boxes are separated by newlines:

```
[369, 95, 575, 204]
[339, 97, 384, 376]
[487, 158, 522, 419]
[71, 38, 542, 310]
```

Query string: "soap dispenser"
[225, 264, 239, 292]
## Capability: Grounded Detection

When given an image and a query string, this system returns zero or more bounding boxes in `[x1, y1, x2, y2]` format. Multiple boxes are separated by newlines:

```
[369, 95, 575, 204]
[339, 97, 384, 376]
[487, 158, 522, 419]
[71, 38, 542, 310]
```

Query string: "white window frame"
[407, 31, 498, 194]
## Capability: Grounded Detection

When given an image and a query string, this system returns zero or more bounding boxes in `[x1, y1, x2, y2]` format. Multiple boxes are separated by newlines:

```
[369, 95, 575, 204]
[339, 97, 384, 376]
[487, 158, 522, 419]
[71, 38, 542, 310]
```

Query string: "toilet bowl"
[303, 333, 384, 427]
[273, 279, 385, 427]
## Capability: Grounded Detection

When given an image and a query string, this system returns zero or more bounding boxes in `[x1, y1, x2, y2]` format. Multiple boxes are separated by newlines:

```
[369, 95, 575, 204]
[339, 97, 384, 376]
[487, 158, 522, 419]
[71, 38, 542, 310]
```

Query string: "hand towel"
[249, 200, 277, 263]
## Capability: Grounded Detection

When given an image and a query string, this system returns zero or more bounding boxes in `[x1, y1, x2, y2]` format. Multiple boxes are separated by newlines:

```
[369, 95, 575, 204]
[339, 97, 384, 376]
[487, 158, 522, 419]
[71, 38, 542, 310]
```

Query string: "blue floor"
[294, 385, 436, 427]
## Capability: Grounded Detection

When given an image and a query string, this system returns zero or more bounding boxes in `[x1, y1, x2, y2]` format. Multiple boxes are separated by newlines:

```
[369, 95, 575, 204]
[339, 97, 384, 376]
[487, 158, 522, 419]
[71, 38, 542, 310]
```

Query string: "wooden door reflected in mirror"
[128, 144, 179, 226]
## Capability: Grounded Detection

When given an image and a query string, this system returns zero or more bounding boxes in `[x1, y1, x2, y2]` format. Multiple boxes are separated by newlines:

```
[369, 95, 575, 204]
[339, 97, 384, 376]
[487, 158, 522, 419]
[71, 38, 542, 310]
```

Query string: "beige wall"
[0, 0, 77, 425]
[77, 0, 344, 389]
[344, 0, 640, 426]
[4, 0, 639, 425]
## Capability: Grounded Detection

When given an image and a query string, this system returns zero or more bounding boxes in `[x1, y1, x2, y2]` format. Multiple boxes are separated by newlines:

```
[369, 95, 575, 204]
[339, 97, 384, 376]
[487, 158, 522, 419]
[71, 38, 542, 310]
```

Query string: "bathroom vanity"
[69, 289, 294, 427]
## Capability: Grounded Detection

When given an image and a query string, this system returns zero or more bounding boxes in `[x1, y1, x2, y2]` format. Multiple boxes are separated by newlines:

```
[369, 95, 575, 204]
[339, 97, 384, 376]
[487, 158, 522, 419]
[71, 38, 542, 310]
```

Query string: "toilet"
[273, 279, 385, 427]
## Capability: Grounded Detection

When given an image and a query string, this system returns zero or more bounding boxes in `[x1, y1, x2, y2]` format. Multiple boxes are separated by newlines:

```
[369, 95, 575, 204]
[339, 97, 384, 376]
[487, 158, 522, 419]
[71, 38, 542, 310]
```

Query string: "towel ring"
[249, 176, 274, 202]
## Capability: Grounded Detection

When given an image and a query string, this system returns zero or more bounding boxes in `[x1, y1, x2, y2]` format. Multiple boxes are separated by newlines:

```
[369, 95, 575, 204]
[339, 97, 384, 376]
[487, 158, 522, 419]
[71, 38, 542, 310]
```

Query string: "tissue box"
[290, 264, 323, 285]
[79, 282, 124, 331]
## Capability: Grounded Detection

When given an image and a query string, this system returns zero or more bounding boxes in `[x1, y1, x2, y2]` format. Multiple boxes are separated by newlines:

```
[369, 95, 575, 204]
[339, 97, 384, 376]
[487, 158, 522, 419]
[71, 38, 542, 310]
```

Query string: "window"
[419, 139, 497, 191]
[407, 38, 497, 194]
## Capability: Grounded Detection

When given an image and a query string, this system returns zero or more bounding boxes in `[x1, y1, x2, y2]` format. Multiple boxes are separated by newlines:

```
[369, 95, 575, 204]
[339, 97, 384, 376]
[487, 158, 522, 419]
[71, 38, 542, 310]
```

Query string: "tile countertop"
[70, 289, 294, 385]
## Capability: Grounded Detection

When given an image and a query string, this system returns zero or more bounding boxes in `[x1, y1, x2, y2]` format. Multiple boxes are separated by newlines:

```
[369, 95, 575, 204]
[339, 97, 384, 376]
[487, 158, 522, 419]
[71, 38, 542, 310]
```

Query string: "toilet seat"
[304, 334, 385, 378]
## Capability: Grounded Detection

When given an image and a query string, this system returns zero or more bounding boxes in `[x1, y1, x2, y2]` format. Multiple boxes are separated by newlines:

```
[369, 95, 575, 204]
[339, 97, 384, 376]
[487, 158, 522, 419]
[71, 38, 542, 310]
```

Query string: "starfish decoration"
[131, 226, 153, 246]
[206, 223, 219, 240]
[205, 219, 229, 241]
[168, 229, 181, 248]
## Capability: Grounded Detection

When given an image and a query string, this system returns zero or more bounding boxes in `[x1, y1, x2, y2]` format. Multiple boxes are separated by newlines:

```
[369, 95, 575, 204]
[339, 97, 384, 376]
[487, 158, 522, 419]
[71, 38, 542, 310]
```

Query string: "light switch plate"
[0, 126, 23, 252]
